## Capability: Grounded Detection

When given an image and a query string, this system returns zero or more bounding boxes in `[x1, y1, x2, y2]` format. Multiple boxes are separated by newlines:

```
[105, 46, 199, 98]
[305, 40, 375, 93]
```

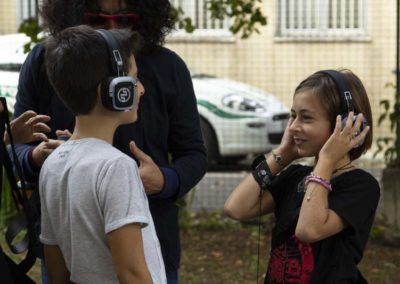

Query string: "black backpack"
[0, 97, 39, 284]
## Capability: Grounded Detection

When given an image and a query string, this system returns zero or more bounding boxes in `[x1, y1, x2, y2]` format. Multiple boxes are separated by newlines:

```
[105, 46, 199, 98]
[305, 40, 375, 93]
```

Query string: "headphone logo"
[117, 87, 131, 103]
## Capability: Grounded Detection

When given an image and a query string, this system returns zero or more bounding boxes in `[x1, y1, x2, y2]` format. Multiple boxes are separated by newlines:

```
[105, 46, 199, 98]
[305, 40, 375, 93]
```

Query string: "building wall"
[166, 0, 396, 155]
[0, 0, 396, 159]
[0, 0, 18, 34]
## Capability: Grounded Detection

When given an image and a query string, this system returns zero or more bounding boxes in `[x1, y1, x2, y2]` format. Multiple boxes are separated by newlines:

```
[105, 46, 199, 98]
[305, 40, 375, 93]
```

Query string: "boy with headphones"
[39, 25, 166, 283]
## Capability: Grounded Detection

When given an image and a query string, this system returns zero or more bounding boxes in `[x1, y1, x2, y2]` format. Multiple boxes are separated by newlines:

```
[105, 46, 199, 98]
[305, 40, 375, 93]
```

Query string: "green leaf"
[389, 113, 397, 130]
[378, 113, 387, 125]
[384, 82, 395, 89]
[17, 17, 44, 53]
[379, 100, 390, 111]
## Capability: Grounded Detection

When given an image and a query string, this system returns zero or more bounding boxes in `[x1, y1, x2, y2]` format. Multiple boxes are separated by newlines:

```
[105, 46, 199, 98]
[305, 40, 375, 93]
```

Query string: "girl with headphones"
[224, 69, 380, 283]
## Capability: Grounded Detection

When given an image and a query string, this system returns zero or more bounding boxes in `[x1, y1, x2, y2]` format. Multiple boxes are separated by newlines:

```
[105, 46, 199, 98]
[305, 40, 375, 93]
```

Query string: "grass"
[179, 213, 400, 284]
[0, 212, 399, 283]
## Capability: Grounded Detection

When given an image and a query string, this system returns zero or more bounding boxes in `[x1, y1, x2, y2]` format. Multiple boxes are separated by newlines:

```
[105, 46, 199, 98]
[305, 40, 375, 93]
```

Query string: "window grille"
[278, 0, 367, 38]
[171, 0, 231, 31]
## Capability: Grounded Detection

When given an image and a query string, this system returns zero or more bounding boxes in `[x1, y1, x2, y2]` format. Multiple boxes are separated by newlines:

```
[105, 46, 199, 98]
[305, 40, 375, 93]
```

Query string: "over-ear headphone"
[319, 70, 366, 148]
[96, 29, 138, 112]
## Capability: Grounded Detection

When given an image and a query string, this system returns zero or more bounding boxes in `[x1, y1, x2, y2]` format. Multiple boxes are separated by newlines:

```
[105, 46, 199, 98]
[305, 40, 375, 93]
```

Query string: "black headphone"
[320, 70, 366, 147]
[96, 29, 138, 112]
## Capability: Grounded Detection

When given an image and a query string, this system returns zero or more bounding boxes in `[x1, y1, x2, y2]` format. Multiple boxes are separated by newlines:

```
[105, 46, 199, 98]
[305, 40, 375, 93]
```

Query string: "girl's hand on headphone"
[319, 112, 370, 165]
[275, 117, 301, 163]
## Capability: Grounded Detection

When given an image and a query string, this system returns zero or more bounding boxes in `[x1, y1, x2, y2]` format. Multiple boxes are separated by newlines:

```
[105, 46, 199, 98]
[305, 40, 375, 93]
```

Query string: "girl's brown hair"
[294, 69, 373, 160]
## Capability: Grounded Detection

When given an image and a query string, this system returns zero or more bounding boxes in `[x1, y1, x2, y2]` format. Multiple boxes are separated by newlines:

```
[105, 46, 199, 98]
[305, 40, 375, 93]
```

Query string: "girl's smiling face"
[289, 91, 333, 158]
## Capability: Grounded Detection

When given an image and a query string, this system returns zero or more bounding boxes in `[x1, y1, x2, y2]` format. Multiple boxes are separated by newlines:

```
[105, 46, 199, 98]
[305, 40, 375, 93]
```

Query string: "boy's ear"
[96, 82, 103, 109]
[96, 83, 102, 97]
[96, 84, 103, 106]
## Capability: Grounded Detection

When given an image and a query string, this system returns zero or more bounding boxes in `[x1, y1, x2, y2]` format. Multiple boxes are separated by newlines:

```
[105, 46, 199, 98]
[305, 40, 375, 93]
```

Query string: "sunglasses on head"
[84, 12, 138, 27]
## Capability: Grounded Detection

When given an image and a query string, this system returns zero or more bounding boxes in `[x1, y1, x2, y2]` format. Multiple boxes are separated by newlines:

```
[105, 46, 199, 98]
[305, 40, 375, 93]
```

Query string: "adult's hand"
[5, 111, 51, 144]
[56, 129, 72, 140]
[129, 141, 164, 195]
[32, 139, 64, 167]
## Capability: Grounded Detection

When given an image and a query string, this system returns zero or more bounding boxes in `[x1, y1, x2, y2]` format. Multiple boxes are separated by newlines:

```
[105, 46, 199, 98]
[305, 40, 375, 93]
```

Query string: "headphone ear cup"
[101, 76, 136, 111]
[101, 77, 115, 111]
[341, 113, 366, 148]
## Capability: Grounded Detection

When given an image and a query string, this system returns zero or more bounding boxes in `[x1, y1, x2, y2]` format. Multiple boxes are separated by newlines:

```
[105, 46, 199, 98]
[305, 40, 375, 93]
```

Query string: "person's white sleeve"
[39, 173, 57, 245]
[98, 156, 149, 234]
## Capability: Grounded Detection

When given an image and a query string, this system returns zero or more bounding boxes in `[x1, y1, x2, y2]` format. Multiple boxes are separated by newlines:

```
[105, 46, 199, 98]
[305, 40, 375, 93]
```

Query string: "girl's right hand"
[319, 112, 369, 165]
[274, 117, 301, 164]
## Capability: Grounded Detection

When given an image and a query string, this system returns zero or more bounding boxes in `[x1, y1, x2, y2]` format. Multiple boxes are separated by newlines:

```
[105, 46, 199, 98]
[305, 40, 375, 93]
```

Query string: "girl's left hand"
[319, 112, 370, 164]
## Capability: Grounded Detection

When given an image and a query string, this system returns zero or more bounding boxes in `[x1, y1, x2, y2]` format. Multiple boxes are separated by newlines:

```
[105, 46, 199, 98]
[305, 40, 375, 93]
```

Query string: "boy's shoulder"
[43, 138, 137, 171]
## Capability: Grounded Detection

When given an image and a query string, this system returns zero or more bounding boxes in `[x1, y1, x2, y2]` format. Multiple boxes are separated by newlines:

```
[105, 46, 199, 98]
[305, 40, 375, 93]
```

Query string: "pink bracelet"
[305, 172, 332, 192]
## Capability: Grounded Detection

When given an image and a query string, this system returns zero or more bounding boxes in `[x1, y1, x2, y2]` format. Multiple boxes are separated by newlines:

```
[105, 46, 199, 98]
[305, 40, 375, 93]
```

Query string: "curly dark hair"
[41, 0, 176, 52]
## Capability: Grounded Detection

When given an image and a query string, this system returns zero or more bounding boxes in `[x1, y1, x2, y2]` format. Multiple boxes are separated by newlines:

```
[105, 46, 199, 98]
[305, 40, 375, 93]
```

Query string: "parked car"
[0, 33, 30, 112]
[193, 74, 289, 164]
[0, 34, 289, 164]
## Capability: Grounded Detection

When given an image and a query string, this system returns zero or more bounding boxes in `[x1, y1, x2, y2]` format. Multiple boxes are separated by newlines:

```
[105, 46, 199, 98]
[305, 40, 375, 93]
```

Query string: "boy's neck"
[70, 115, 120, 144]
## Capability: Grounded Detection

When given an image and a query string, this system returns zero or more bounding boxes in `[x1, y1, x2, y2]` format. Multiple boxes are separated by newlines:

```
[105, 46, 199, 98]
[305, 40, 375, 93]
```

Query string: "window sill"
[166, 29, 236, 43]
[274, 35, 372, 43]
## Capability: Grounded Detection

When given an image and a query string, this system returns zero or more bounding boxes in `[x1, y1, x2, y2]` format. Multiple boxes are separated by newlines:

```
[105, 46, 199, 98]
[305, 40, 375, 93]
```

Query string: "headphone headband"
[320, 70, 354, 114]
[96, 29, 124, 76]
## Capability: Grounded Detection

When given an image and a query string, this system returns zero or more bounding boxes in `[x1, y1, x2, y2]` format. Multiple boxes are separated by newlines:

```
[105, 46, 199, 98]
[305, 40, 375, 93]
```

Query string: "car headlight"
[221, 94, 266, 113]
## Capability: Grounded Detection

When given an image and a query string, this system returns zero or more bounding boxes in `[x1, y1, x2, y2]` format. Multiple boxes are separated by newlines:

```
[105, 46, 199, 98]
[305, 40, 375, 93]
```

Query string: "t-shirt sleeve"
[329, 171, 380, 233]
[97, 156, 149, 234]
[39, 172, 57, 245]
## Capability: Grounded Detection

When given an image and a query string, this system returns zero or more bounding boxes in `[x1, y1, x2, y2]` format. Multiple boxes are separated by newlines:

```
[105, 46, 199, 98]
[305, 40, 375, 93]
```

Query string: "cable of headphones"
[256, 189, 262, 284]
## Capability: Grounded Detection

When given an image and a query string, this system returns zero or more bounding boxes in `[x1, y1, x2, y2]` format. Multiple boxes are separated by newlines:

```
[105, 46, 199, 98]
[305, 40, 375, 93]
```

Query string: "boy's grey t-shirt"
[39, 138, 166, 284]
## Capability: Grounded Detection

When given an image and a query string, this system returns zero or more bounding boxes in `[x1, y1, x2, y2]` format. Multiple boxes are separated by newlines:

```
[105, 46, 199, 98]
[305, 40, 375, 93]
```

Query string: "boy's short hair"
[294, 69, 373, 160]
[45, 25, 143, 115]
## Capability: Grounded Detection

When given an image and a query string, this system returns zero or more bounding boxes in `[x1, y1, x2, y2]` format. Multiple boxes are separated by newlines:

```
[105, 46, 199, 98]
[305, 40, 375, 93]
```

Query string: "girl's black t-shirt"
[264, 164, 380, 284]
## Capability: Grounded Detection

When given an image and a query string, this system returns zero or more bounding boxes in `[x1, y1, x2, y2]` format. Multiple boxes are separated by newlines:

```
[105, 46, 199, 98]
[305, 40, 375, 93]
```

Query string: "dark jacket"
[13, 43, 208, 271]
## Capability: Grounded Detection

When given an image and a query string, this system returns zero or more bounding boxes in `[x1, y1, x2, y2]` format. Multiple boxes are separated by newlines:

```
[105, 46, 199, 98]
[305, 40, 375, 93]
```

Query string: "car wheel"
[200, 118, 245, 167]
[200, 117, 219, 162]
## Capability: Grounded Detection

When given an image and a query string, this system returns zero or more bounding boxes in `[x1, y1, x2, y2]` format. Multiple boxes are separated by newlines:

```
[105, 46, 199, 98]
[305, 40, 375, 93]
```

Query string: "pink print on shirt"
[265, 235, 314, 284]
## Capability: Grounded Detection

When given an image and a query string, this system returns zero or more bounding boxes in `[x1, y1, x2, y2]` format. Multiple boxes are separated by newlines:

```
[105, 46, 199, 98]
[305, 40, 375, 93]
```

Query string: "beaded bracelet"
[305, 172, 332, 201]
[305, 173, 332, 191]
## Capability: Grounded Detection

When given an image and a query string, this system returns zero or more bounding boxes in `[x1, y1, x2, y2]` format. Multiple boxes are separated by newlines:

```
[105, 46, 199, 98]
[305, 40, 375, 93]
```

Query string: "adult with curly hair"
[13, 1, 207, 283]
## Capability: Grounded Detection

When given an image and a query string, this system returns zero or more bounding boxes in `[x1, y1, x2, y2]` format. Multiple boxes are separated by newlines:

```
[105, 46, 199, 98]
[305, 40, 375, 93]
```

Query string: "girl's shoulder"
[335, 168, 379, 185]
[332, 168, 381, 196]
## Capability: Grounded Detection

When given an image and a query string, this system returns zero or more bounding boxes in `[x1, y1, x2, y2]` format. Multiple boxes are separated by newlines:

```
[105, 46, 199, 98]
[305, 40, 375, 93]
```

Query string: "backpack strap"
[0, 246, 35, 283]
[0, 97, 40, 274]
